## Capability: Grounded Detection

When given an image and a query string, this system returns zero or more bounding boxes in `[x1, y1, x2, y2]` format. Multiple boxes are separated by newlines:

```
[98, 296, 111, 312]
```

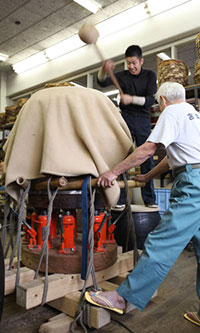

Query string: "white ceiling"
[0, 0, 145, 71]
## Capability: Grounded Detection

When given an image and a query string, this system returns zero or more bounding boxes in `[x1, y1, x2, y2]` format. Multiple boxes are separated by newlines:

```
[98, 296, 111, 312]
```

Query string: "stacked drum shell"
[195, 32, 200, 57]
[194, 32, 200, 84]
[158, 59, 188, 87]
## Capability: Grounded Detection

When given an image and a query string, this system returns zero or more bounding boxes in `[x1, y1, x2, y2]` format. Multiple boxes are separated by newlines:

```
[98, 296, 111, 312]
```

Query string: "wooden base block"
[48, 291, 110, 329]
[5, 266, 35, 295]
[48, 313, 68, 322]
[109, 272, 129, 285]
[17, 251, 134, 309]
[39, 316, 73, 333]
[4, 257, 19, 270]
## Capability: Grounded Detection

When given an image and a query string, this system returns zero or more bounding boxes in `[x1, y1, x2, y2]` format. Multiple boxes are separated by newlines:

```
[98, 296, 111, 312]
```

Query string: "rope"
[70, 175, 138, 332]
[1, 195, 11, 256]
[71, 176, 98, 333]
[33, 177, 58, 305]
[8, 181, 31, 285]
[123, 173, 139, 265]
[4, 209, 15, 258]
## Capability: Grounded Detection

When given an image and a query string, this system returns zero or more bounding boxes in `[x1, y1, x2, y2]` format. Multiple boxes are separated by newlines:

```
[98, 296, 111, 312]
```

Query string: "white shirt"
[147, 102, 200, 169]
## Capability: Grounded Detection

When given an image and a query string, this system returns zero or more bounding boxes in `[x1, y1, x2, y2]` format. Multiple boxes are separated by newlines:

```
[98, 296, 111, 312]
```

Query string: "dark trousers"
[121, 112, 155, 205]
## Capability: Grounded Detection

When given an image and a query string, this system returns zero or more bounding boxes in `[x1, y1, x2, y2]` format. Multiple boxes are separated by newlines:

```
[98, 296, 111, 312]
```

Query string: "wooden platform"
[1, 249, 200, 333]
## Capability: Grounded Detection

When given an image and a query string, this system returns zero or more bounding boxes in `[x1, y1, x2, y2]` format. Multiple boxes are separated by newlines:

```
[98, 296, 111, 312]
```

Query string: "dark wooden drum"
[112, 205, 161, 251]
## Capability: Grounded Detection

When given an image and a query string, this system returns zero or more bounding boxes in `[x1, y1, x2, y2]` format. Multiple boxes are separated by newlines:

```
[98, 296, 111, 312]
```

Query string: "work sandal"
[184, 312, 200, 326]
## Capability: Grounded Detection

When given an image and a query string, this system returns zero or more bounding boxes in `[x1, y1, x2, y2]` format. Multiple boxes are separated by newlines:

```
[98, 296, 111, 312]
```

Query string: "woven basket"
[196, 32, 200, 56]
[44, 82, 74, 88]
[17, 98, 29, 108]
[194, 58, 200, 84]
[158, 59, 188, 87]
[0, 113, 6, 130]
[4, 105, 20, 124]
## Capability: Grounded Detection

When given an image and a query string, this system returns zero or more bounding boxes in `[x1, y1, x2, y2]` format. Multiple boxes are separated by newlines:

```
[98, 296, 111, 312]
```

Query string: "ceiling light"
[96, 3, 149, 38]
[0, 53, 8, 62]
[73, 0, 101, 13]
[147, 0, 191, 16]
[13, 51, 48, 74]
[157, 52, 171, 60]
[46, 35, 84, 60]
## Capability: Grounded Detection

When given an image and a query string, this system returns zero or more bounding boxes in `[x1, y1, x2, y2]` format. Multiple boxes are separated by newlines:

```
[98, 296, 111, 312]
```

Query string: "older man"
[85, 81, 200, 326]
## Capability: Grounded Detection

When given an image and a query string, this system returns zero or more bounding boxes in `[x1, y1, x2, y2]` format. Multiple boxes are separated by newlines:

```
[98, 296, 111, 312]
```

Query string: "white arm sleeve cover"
[132, 96, 146, 106]
[97, 68, 107, 82]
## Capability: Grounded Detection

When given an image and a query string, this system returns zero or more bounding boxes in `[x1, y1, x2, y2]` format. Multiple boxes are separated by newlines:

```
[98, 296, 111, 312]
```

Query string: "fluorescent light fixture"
[96, 0, 191, 39]
[157, 52, 171, 60]
[96, 3, 149, 38]
[12, 0, 191, 74]
[148, 0, 191, 16]
[46, 35, 84, 60]
[73, 0, 101, 13]
[0, 53, 8, 62]
[13, 51, 48, 74]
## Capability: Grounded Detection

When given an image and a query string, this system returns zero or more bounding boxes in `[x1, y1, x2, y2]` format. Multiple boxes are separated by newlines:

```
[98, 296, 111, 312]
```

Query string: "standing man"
[97, 45, 157, 207]
[85, 82, 200, 327]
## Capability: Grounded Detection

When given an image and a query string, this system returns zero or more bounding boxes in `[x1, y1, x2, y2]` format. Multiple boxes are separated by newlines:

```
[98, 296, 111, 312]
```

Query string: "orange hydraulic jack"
[59, 211, 76, 254]
[93, 211, 106, 252]
[34, 210, 52, 250]
[107, 223, 116, 243]
[97, 211, 116, 245]
[22, 218, 37, 248]
[99, 210, 108, 242]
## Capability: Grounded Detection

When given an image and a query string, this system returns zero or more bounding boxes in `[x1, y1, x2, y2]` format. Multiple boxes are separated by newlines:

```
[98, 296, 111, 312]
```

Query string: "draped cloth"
[3, 86, 133, 207]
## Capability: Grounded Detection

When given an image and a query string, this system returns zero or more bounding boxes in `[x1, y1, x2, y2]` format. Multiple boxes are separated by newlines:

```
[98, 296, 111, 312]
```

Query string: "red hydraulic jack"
[10, 207, 37, 248]
[59, 211, 76, 254]
[93, 210, 111, 252]
[33, 210, 52, 250]
[101, 211, 116, 244]
[22, 218, 37, 247]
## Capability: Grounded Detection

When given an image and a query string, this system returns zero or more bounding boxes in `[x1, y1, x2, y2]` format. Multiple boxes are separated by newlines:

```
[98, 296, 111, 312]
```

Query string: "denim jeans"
[117, 166, 200, 311]
[121, 112, 155, 205]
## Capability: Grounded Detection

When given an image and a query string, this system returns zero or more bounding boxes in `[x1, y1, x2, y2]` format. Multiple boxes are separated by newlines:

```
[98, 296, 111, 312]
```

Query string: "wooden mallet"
[78, 23, 123, 95]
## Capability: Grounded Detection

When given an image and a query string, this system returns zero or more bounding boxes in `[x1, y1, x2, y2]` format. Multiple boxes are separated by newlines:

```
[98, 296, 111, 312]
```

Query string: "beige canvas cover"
[3, 86, 133, 207]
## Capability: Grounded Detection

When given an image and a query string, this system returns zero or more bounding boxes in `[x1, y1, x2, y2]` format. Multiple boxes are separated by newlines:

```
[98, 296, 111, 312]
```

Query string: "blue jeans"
[121, 112, 155, 205]
[117, 165, 200, 311]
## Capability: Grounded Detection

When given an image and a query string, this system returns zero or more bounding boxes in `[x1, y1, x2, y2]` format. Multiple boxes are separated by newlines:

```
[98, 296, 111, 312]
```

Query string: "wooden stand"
[4, 249, 158, 332]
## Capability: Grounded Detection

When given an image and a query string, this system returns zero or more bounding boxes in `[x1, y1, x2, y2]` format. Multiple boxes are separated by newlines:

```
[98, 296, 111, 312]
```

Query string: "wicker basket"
[158, 59, 188, 87]
[5, 105, 19, 124]
[0, 113, 6, 130]
[17, 98, 29, 108]
[196, 32, 200, 57]
[44, 82, 74, 88]
[194, 58, 200, 84]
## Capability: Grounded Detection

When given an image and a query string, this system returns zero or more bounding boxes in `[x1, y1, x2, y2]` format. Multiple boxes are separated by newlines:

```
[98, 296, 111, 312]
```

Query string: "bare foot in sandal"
[85, 290, 126, 313]
[184, 312, 200, 326]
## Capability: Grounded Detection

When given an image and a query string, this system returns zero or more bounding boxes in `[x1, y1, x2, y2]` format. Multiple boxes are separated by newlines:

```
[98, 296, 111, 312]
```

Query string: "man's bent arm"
[134, 155, 170, 183]
[98, 141, 157, 187]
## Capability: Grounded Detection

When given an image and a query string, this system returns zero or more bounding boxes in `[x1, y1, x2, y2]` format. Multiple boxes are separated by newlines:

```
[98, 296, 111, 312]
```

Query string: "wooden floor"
[1, 249, 200, 333]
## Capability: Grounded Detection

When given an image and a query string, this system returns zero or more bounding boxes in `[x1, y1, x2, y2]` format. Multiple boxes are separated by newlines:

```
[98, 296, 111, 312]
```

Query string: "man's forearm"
[145, 156, 170, 181]
[111, 142, 157, 177]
